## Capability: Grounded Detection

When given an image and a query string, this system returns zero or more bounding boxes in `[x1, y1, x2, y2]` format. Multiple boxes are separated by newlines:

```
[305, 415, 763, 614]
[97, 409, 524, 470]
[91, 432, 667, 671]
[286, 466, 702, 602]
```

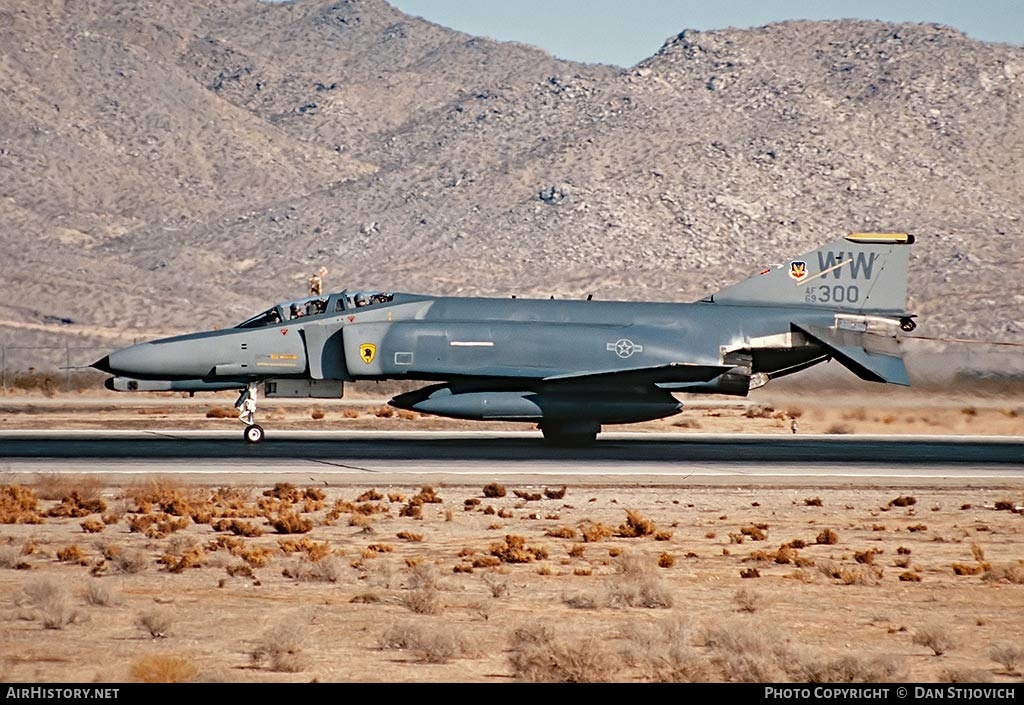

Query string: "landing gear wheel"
[244, 424, 265, 444]
[899, 317, 917, 332]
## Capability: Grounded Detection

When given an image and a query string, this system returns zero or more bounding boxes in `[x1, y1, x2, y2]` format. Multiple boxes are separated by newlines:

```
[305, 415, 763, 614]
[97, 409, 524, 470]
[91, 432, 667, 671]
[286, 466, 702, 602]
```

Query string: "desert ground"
[0, 383, 1022, 684]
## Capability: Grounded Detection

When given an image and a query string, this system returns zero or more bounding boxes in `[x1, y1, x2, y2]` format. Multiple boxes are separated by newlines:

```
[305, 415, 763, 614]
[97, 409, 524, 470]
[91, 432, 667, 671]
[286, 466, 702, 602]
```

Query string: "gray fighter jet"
[93, 233, 917, 444]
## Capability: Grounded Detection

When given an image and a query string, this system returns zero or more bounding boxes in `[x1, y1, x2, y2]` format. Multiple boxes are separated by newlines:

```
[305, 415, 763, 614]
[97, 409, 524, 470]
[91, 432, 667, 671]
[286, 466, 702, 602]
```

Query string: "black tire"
[244, 424, 265, 444]
[899, 317, 917, 332]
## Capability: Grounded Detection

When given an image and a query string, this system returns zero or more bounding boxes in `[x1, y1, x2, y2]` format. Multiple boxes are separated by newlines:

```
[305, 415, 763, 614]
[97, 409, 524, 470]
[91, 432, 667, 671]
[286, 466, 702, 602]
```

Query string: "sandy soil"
[0, 386, 1022, 684]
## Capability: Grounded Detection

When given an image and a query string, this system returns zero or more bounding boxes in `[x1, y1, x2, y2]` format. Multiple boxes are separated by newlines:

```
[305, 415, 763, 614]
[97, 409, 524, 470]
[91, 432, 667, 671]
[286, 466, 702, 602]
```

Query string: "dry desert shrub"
[278, 537, 331, 561]
[605, 552, 674, 609]
[211, 518, 264, 537]
[619, 616, 717, 683]
[545, 526, 576, 539]
[250, 622, 308, 672]
[282, 555, 345, 583]
[889, 495, 918, 508]
[514, 489, 542, 501]
[733, 587, 761, 612]
[816, 528, 839, 545]
[268, 509, 313, 534]
[482, 483, 506, 498]
[379, 621, 475, 663]
[130, 654, 200, 683]
[982, 562, 1024, 584]
[32, 474, 103, 502]
[109, 548, 148, 574]
[310, 406, 325, 420]
[80, 518, 105, 533]
[18, 578, 82, 629]
[579, 520, 615, 542]
[562, 592, 599, 609]
[490, 534, 548, 563]
[937, 666, 993, 683]
[84, 580, 119, 607]
[482, 574, 509, 598]
[508, 623, 620, 683]
[0, 485, 43, 524]
[402, 562, 444, 614]
[618, 509, 657, 537]
[990, 643, 1024, 673]
[700, 620, 792, 682]
[47, 491, 107, 518]
[740, 524, 767, 541]
[127, 513, 189, 538]
[137, 609, 174, 639]
[544, 486, 567, 499]
[205, 406, 236, 418]
[342, 408, 360, 419]
[56, 544, 87, 564]
[912, 623, 957, 656]
[791, 652, 908, 683]
[0, 544, 31, 569]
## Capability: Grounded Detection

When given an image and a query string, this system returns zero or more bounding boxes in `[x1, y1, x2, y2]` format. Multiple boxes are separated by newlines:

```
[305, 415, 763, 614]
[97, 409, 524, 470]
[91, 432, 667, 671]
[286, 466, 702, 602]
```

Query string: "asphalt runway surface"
[1, 430, 1022, 481]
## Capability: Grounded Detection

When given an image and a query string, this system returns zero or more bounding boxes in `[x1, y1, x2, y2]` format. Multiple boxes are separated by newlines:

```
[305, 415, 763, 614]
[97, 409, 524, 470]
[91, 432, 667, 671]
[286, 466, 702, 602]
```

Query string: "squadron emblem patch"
[359, 343, 376, 364]
[789, 260, 808, 281]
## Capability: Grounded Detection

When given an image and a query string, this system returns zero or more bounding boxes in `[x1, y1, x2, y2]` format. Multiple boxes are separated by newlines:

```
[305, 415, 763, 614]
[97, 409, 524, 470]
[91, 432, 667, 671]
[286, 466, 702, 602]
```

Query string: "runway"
[1, 430, 1022, 481]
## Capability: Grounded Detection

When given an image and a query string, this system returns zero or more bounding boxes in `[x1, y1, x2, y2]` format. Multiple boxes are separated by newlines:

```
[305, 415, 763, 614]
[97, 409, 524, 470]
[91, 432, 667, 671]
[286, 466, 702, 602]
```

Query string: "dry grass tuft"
[0, 485, 44, 524]
[268, 510, 313, 534]
[508, 623, 620, 682]
[490, 535, 548, 563]
[137, 610, 174, 639]
[130, 654, 200, 683]
[990, 643, 1024, 673]
[912, 624, 957, 656]
[815, 528, 839, 545]
[251, 622, 308, 672]
[617, 509, 656, 538]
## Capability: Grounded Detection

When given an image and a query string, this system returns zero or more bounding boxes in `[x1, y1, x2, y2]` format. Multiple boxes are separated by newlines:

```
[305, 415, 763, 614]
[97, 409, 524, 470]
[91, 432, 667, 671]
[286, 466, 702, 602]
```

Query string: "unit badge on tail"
[359, 343, 376, 364]
[788, 260, 808, 281]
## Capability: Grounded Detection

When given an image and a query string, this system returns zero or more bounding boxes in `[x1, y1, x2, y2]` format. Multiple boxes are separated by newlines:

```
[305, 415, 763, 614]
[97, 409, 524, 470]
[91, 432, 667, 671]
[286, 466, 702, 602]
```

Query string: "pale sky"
[388, 0, 1024, 67]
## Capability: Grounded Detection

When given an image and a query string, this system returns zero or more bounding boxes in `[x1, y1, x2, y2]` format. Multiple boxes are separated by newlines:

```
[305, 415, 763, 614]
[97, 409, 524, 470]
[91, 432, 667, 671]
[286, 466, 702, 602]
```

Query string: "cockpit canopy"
[235, 290, 395, 329]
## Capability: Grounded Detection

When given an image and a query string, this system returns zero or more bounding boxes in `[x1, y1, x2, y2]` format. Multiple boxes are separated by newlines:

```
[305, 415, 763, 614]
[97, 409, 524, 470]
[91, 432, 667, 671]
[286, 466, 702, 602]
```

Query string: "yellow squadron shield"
[359, 343, 376, 364]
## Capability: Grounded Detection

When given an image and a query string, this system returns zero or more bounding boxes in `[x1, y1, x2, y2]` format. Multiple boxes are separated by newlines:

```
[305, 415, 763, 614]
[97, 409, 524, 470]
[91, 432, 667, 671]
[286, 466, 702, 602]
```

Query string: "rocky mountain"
[1, 0, 1022, 371]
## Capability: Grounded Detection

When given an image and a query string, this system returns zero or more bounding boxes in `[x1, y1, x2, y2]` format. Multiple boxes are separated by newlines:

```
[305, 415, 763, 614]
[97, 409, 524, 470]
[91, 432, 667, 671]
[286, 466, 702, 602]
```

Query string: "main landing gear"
[235, 383, 264, 443]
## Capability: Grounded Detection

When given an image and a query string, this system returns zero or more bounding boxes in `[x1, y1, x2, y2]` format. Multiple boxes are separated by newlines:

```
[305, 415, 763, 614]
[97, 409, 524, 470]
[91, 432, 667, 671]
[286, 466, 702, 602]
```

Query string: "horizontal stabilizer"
[794, 324, 910, 386]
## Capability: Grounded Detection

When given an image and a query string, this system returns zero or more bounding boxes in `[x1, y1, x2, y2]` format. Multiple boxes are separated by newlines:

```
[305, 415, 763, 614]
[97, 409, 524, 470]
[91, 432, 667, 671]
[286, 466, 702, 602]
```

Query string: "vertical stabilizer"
[709, 233, 915, 315]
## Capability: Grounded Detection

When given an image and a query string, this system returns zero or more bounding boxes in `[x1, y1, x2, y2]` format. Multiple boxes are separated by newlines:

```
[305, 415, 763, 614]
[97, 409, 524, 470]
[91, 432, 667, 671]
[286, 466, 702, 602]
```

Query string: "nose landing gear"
[236, 384, 264, 443]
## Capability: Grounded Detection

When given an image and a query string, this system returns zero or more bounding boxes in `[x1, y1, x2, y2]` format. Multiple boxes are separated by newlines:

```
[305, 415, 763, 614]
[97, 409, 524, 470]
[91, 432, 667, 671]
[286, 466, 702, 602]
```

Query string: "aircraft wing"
[542, 362, 734, 387]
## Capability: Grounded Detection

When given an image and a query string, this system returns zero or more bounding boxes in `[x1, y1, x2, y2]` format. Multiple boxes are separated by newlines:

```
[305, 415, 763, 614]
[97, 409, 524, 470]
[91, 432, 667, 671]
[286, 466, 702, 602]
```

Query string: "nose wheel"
[244, 423, 265, 444]
[235, 383, 265, 443]
[899, 317, 917, 332]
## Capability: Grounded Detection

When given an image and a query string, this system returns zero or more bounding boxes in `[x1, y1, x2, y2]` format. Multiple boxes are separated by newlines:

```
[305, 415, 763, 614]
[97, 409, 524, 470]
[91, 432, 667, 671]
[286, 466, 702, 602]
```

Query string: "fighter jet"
[93, 233, 917, 444]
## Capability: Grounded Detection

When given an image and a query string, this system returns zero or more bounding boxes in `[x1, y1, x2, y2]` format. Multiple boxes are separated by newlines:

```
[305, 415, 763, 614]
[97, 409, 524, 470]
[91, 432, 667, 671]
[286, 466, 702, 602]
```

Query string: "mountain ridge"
[1, 0, 1021, 371]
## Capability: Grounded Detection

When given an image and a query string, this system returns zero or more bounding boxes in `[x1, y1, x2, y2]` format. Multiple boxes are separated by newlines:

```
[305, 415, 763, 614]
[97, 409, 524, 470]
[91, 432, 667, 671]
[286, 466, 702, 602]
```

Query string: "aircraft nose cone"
[92, 356, 112, 373]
